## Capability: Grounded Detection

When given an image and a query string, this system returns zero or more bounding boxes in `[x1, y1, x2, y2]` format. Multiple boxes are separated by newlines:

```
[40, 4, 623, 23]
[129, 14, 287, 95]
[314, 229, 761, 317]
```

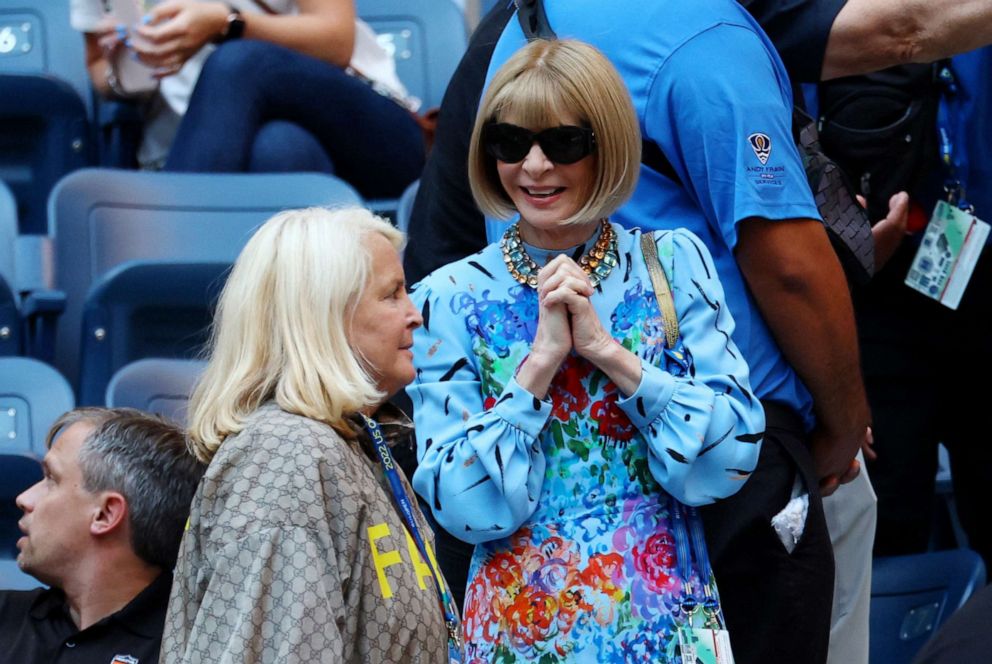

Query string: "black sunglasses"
[483, 122, 597, 165]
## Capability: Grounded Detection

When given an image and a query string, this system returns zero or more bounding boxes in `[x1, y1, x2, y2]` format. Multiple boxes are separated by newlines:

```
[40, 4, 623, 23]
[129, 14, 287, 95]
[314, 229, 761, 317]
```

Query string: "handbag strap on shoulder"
[640, 232, 679, 349]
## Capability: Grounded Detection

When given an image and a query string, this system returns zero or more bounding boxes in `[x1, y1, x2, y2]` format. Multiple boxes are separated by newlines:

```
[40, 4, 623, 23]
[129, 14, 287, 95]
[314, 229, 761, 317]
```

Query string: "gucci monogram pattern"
[161, 403, 448, 663]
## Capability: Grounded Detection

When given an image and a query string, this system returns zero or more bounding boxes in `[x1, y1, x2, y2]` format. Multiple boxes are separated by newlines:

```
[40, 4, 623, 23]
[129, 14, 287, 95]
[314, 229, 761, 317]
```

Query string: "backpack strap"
[516, 0, 556, 39]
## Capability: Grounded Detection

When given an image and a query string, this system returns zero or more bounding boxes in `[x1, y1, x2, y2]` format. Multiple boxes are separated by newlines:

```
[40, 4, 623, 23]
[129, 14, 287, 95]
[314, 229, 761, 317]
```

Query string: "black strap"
[515, 0, 683, 186]
[516, 0, 556, 39]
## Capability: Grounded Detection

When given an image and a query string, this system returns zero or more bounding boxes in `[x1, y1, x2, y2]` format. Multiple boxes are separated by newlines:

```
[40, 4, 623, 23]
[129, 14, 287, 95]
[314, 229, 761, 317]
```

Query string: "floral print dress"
[408, 226, 765, 663]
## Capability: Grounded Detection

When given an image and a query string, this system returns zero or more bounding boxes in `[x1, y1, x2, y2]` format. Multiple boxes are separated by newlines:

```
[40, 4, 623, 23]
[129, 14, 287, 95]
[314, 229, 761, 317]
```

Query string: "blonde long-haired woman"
[161, 207, 457, 663]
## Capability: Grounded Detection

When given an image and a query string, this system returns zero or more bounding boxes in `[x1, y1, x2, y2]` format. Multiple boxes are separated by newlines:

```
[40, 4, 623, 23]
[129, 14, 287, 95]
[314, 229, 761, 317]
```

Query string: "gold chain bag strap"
[639, 230, 736, 663]
[640, 232, 679, 349]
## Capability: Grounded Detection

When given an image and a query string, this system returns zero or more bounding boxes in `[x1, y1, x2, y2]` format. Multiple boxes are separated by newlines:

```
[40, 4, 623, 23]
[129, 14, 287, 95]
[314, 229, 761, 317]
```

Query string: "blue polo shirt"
[484, 0, 822, 427]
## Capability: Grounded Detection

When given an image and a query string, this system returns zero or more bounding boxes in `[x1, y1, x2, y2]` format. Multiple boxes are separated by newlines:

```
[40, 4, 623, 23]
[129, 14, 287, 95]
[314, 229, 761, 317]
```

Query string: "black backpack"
[817, 63, 944, 223]
[514, 0, 875, 284]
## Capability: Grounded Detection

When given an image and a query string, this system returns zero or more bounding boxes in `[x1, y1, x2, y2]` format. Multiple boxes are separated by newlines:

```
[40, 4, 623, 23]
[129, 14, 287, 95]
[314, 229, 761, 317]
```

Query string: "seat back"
[0, 558, 42, 590]
[870, 549, 987, 664]
[0, 0, 92, 111]
[79, 262, 227, 406]
[0, 357, 74, 557]
[106, 358, 206, 425]
[396, 179, 419, 236]
[49, 169, 363, 393]
[357, 0, 467, 110]
[0, 76, 90, 234]
[0, 181, 18, 355]
[0, 0, 93, 234]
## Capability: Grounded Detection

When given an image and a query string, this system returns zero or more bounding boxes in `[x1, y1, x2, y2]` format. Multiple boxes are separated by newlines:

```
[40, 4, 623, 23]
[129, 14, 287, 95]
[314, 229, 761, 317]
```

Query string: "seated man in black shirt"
[0, 408, 204, 664]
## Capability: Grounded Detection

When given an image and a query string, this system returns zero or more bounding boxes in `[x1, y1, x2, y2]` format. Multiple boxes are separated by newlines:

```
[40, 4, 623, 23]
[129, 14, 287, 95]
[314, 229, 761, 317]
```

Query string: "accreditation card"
[905, 200, 990, 310]
[679, 627, 735, 664]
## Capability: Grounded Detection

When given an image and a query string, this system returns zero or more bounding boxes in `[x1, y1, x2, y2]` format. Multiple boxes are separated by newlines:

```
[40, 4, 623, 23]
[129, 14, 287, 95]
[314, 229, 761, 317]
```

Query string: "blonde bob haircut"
[187, 206, 404, 463]
[469, 39, 641, 226]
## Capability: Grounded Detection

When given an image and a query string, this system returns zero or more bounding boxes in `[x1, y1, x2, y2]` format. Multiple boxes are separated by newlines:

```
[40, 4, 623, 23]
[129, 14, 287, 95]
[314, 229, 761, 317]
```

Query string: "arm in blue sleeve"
[406, 281, 553, 544]
[617, 230, 765, 505]
[645, 24, 820, 250]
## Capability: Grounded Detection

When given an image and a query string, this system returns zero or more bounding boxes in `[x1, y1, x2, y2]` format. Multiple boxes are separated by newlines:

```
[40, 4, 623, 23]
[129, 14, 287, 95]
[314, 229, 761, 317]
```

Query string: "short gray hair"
[47, 408, 205, 570]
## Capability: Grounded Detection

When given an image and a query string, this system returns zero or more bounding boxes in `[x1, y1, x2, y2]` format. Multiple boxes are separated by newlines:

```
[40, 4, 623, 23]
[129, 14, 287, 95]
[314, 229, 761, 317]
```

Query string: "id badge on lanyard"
[359, 415, 464, 663]
[672, 503, 735, 664]
[905, 201, 989, 309]
[905, 65, 990, 310]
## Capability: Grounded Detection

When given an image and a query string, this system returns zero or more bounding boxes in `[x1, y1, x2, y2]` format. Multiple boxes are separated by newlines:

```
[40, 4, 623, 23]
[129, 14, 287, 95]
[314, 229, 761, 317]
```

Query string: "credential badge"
[748, 133, 772, 164]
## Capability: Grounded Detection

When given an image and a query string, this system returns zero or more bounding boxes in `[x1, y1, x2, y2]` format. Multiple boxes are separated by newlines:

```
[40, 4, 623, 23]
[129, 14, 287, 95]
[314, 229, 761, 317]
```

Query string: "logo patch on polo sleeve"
[747, 133, 772, 164]
[111, 656, 139, 664]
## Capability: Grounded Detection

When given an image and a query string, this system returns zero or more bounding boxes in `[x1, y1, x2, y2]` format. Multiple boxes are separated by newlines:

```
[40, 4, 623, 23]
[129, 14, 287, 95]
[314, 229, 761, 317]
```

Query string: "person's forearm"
[822, 0, 992, 80]
[736, 218, 870, 442]
[584, 340, 642, 397]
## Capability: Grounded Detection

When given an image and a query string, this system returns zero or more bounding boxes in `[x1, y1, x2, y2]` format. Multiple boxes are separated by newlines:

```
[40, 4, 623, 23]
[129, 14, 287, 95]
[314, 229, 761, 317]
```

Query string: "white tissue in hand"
[771, 493, 809, 554]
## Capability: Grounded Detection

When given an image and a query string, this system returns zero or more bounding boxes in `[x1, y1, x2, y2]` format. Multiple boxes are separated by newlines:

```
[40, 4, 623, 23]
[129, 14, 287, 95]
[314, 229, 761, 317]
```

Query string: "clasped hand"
[530, 255, 612, 365]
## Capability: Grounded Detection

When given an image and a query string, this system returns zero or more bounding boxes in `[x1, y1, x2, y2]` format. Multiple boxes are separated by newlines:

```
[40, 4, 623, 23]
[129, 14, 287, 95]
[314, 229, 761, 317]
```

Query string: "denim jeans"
[166, 40, 425, 199]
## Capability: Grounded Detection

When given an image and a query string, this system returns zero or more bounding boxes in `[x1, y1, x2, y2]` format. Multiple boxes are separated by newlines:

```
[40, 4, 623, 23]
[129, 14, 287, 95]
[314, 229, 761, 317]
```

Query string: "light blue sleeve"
[617, 230, 765, 505]
[406, 278, 553, 545]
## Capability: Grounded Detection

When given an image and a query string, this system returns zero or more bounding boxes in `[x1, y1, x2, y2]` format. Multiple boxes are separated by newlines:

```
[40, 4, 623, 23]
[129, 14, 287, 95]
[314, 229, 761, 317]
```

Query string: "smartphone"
[106, 0, 158, 95]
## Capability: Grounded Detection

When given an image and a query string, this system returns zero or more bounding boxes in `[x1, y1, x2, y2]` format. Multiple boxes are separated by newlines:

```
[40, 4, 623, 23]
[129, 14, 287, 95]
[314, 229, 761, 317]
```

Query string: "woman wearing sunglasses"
[408, 39, 764, 661]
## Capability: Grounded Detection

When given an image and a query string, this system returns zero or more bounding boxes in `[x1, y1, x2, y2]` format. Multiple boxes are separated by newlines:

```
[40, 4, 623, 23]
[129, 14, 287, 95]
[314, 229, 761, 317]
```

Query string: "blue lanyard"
[359, 414, 463, 662]
[937, 65, 974, 213]
[671, 501, 724, 629]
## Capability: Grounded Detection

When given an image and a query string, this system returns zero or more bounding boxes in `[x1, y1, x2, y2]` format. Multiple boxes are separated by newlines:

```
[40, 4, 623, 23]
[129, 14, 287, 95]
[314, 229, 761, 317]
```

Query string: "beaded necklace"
[499, 220, 619, 288]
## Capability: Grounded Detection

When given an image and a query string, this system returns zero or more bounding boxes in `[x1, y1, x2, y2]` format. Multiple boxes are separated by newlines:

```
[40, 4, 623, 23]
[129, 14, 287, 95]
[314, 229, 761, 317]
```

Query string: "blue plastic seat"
[0, 356, 74, 558]
[396, 179, 419, 236]
[105, 358, 206, 424]
[357, 0, 467, 218]
[47, 169, 363, 402]
[0, 558, 42, 591]
[78, 262, 227, 406]
[357, 0, 467, 111]
[0, 182, 19, 356]
[870, 549, 987, 664]
[0, 0, 93, 112]
[0, 0, 94, 234]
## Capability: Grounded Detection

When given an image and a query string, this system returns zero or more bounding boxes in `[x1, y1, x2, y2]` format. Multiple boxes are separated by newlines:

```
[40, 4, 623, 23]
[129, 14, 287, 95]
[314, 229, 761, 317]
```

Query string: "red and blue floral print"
[409, 227, 765, 661]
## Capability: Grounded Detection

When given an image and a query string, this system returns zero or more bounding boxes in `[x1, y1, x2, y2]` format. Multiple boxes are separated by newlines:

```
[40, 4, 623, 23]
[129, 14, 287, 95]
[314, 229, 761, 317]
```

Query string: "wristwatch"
[213, 5, 245, 43]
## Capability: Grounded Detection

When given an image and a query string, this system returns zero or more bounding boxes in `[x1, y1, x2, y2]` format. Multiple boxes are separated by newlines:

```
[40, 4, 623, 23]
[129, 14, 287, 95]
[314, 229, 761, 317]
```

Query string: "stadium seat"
[78, 262, 228, 406]
[0, 0, 92, 111]
[0, 0, 93, 234]
[357, 0, 467, 218]
[0, 558, 42, 591]
[0, 182, 18, 355]
[870, 549, 987, 664]
[357, 0, 467, 111]
[47, 169, 363, 402]
[396, 179, 419, 235]
[0, 356, 74, 558]
[105, 358, 206, 424]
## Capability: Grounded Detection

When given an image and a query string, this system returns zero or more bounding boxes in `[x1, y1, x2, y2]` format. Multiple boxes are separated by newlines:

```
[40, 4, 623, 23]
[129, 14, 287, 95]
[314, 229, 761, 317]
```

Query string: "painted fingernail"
[116, 24, 126, 35]
[141, 14, 152, 24]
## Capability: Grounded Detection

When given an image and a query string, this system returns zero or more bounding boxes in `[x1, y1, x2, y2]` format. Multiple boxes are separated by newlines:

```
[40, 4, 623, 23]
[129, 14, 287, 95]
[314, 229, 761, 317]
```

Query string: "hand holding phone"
[106, 0, 158, 95]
